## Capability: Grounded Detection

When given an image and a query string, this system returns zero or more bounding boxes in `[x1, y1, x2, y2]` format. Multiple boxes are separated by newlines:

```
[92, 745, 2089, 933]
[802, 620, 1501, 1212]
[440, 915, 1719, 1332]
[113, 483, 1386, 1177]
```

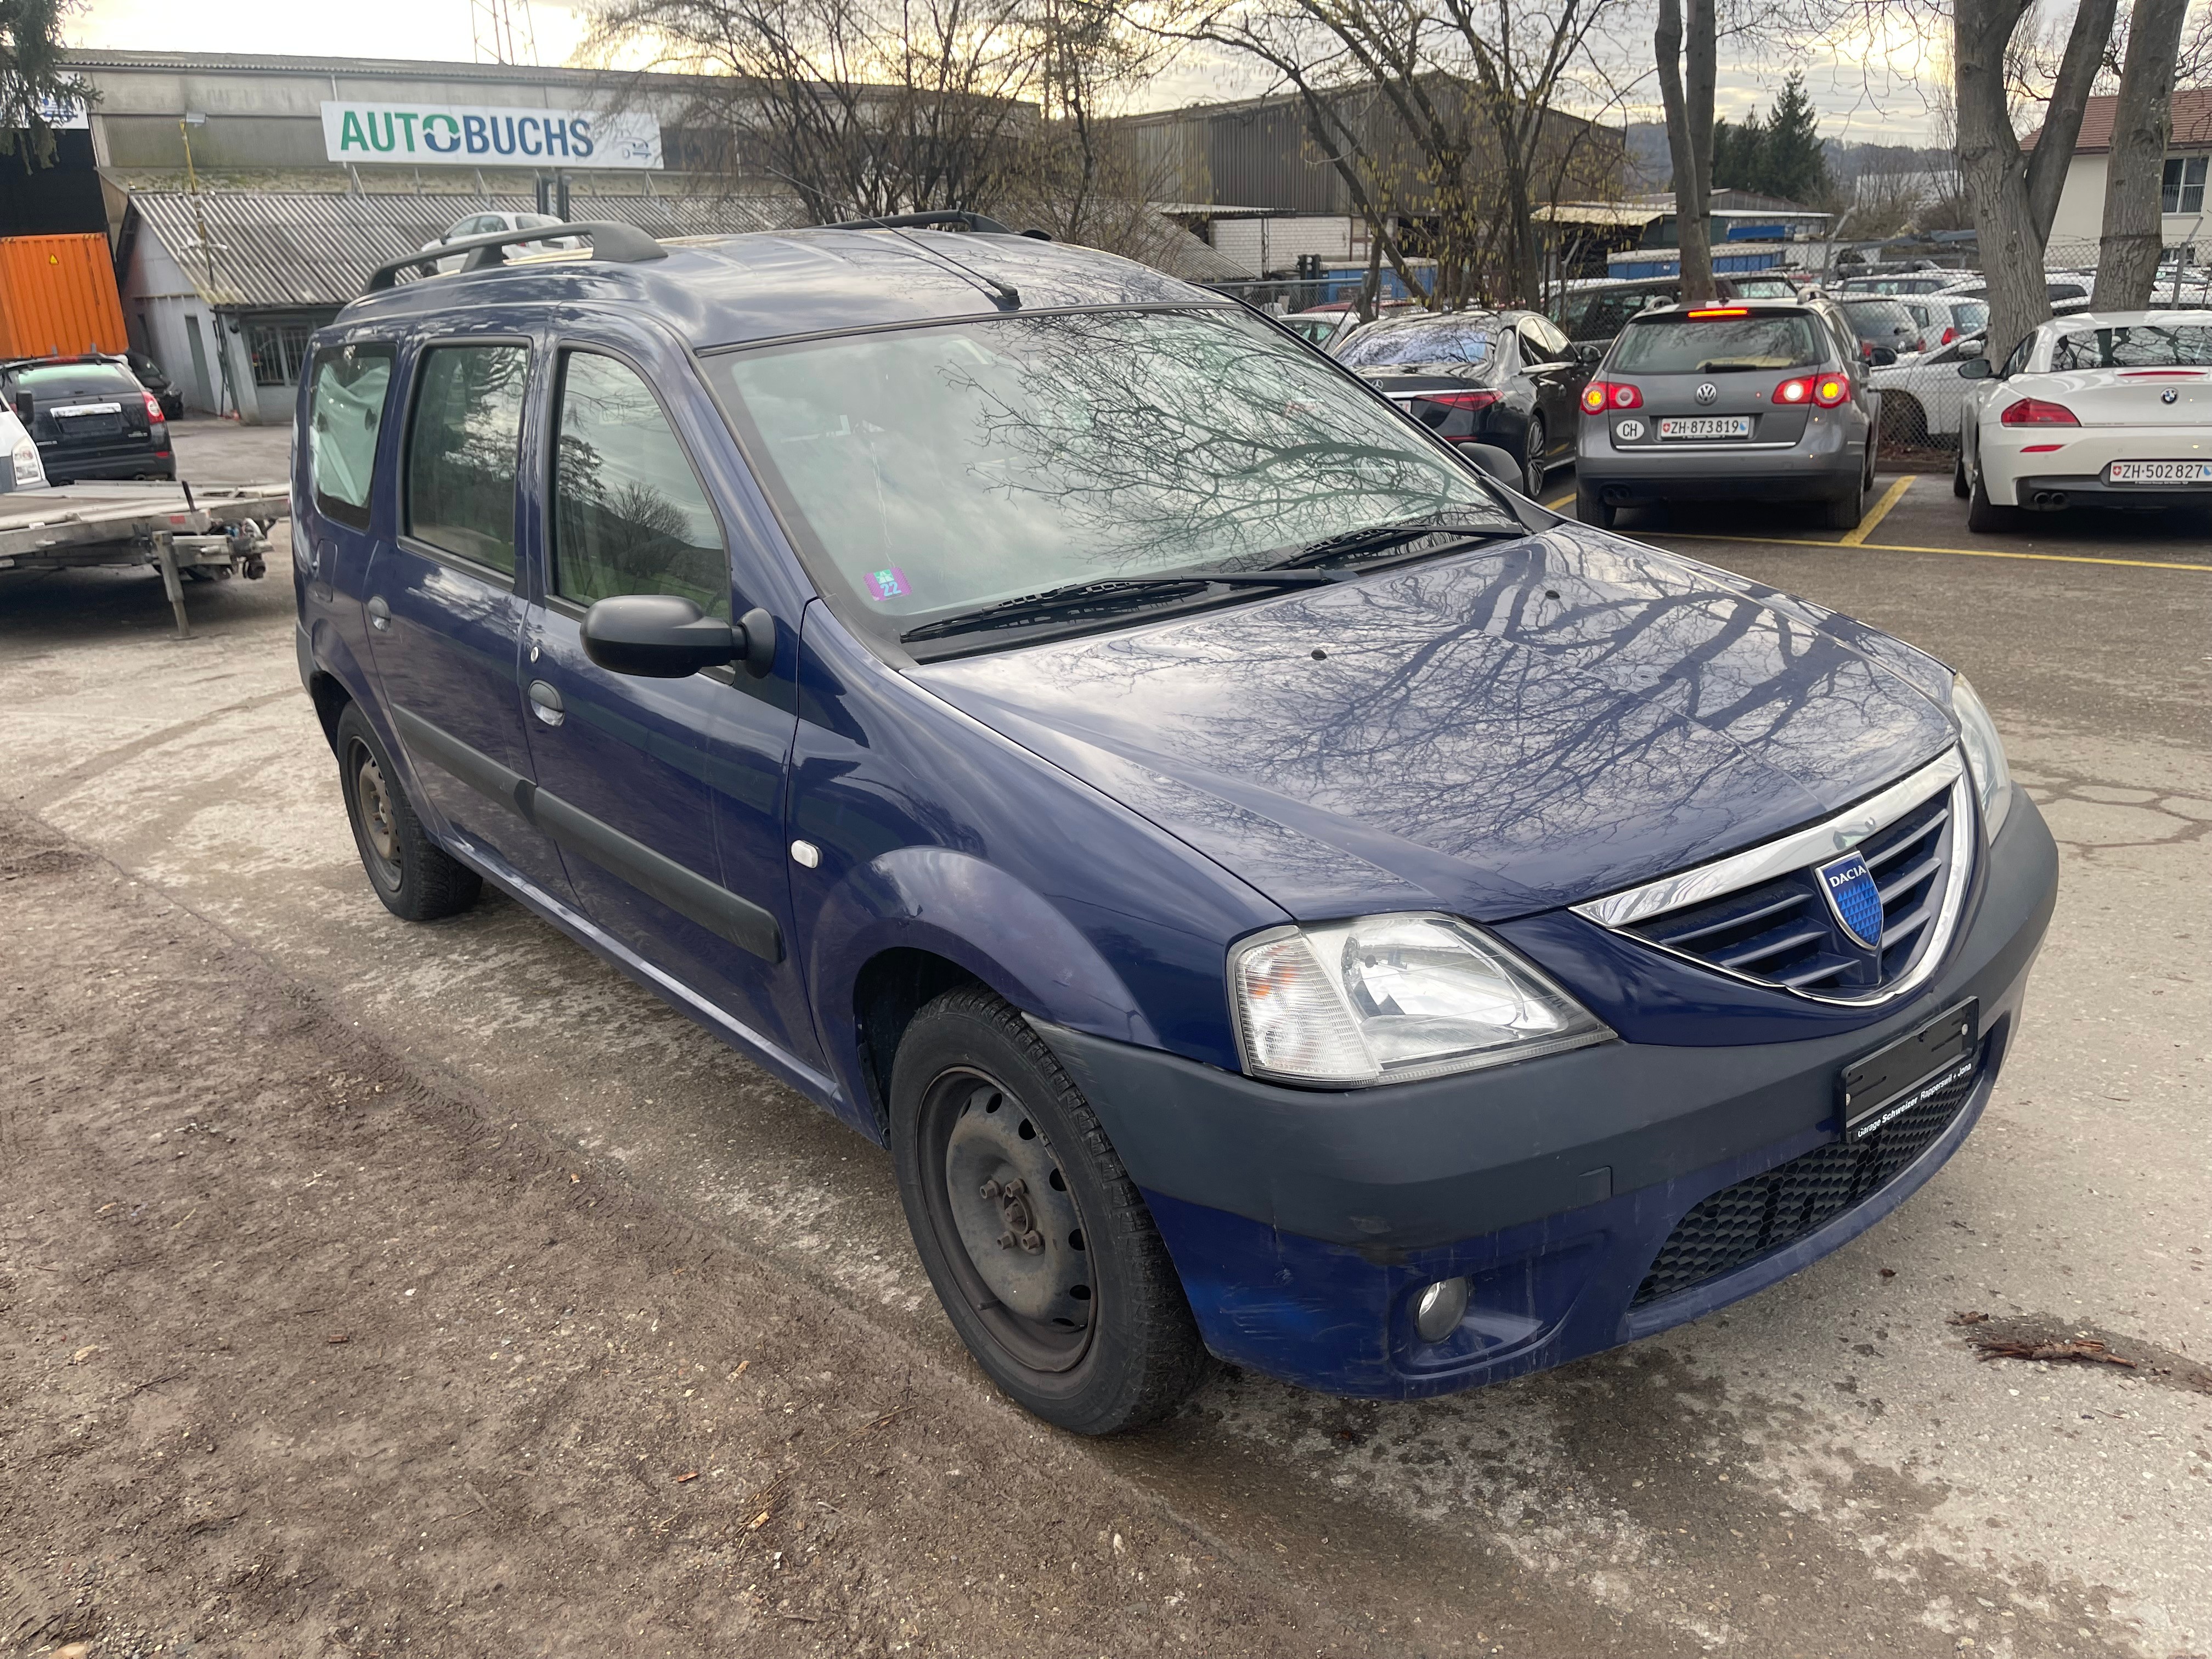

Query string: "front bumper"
[1039, 792, 2056, 1398]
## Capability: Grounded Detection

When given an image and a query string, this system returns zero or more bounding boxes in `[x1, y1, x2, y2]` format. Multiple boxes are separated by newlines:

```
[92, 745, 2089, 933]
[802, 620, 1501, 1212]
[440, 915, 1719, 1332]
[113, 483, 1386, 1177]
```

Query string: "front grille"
[1621, 787, 1959, 996]
[1630, 1052, 1980, 1306]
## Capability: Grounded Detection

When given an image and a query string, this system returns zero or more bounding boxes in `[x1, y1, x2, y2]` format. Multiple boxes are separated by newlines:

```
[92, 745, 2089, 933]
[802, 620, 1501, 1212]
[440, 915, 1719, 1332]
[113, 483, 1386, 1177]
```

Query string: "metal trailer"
[0, 480, 286, 637]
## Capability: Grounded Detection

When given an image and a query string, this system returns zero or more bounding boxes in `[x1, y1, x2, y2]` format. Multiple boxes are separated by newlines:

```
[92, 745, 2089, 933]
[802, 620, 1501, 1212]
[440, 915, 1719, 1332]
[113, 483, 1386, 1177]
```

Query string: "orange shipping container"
[0, 233, 129, 361]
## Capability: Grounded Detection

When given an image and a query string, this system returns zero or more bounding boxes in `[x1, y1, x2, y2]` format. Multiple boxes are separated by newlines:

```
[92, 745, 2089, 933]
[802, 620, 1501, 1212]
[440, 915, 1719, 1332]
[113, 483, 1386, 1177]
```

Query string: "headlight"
[1229, 912, 1611, 1087]
[1950, 674, 2012, 840]
[11, 437, 41, 487]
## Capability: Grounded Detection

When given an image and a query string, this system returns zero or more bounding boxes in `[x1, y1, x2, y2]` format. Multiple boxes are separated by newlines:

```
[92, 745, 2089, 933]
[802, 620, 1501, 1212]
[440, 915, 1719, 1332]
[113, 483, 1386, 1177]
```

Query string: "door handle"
[311, 540, 337, 602]
[528, 679, 565, 727]
[365, 595, 391, 631]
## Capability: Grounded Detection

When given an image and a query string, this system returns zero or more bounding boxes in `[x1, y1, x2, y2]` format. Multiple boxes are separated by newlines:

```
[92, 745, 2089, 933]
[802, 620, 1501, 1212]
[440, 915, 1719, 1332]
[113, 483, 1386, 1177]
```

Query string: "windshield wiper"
[1272, 514, 1524, 568]
[900, 569, 1337, 644]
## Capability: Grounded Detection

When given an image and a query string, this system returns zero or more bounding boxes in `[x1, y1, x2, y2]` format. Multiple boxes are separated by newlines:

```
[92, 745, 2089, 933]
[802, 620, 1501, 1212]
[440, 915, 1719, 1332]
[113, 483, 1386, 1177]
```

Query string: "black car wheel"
[334, 704, 482, 922]
[1822, 470, 1865, 531]
[1521, 416, 1548, 496]
[1966, 472, 2021, 534]
[888, 988, 1209, 1435]
[1575, 482, 1617, 529]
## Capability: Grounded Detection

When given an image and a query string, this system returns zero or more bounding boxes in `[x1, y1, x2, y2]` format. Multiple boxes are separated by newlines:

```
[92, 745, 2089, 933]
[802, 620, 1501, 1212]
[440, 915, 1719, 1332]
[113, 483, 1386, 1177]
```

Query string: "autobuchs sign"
[319, 102, 663, 169]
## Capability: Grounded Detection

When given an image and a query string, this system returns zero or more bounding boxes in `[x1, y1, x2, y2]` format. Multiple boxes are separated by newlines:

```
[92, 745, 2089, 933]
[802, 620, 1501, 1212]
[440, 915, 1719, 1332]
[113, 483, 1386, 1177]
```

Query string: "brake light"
[1418, 390, 1499, 411]
[1999, 397, 2079, 426]
[143, 392, 165, 424]
[1686, 307, 1749, 318]
[1581, 381, 1642, 413]
[1940, 325, 1957, 346]
[1774, 375, 1850, 407]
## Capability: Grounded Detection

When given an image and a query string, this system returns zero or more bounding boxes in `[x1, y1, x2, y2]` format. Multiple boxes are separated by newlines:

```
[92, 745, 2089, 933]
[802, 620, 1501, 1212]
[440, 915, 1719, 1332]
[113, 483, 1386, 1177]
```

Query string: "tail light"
[1940, 325, 1957, 346]
[1999, 397, 2079, 426]
[1686, 306, 1750, 318]
[143, 392, 165, 424]
[1581, 381, 1643, 413]
[1774, 375, 1850, 407]
[1418, 390, 1499, 412]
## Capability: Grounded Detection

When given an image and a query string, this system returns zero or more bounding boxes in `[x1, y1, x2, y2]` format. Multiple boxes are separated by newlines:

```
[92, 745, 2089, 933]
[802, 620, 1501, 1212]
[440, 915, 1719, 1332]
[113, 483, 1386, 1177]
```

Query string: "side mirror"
[1460, 442, 1525, 491]
[1573, 340, 1606, 365]
[1955, 356, 1993, 380]
[13, 392, 31, 424]
[1869, 346, 1899, 367]
[581, 594, 774, 679]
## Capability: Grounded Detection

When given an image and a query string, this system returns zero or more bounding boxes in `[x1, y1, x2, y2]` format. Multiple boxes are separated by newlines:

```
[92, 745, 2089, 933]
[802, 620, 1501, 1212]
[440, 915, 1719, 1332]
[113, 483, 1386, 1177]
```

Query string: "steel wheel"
[917, 1066, 1093, 1373]
[349, 739, 402, 893]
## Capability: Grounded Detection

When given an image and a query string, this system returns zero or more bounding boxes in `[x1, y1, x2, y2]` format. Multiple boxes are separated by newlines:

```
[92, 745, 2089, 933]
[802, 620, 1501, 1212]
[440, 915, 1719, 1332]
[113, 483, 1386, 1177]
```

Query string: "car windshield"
[11, 364, 139, 399]
[714, 308, 1516, 647]
[2050, 322, 2212, 369]
[1609, 312, 1824, 373]
[1335, 318, 1496, 368]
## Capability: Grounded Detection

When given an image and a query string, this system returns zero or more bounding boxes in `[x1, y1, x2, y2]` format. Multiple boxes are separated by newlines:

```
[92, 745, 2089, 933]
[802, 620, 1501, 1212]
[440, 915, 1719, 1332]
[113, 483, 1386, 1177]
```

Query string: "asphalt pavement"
[4, 426, 2207, 1658]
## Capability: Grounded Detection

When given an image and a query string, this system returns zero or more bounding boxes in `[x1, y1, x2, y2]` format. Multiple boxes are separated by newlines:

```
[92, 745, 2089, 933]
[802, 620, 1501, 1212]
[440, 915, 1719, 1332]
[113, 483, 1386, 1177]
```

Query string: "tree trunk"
[2092, 0, 2192, 308]
[1655, 0, 1716, 303]
[1953, 0, 2117, 362]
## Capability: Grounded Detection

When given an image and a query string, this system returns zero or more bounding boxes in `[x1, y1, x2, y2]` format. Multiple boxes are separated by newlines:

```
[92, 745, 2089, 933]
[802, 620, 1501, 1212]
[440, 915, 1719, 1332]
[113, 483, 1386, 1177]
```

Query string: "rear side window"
[1610, 313, 1824, 373]
[306, 342, 393, 531]
[406, 343, 527, 575]
[550, 352, 727, 617]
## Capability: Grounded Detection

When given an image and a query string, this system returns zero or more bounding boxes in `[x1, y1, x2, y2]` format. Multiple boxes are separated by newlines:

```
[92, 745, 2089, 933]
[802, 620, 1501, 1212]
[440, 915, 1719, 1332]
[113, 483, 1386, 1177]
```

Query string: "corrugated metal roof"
[127, 190, 806, 309]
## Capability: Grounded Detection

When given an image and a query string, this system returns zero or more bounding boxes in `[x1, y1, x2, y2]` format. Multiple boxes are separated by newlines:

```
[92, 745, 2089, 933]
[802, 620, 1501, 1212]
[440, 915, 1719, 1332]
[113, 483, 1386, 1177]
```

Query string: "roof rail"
[361, 221, 668, 296]
[821, 211, 1025, 236]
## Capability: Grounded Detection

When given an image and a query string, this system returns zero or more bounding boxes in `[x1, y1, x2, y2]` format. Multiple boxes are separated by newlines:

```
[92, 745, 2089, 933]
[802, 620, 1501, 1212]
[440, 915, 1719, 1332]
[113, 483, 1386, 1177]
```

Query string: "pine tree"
[1759, 74, 1832, 204]
[1, 0, 94, 166]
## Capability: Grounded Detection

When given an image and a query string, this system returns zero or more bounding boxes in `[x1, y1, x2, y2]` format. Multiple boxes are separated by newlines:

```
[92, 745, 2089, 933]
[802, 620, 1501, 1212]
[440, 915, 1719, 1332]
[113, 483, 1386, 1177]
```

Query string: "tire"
[1575, 482, 1617, 529]
[334, 703, 481, 922]
[1953, 453, 1970, 499]
[1967, 472, 2021, 534]
[1520, 416, 1548, 496]
[1822, 471, 1865, 531]
[888, 988, 1210, 1435]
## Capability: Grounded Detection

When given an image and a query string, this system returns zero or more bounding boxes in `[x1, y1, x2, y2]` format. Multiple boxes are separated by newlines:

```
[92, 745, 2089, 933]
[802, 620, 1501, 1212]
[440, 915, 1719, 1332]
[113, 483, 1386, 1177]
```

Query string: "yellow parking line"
[1661, 530, 2212, 573]
[1841, 475, 1914, 545]
[1544, 489, 1576, 510]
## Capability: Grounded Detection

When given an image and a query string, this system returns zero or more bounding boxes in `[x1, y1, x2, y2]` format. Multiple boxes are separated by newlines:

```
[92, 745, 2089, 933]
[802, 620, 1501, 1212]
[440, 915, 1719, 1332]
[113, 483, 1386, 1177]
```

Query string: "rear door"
[1516, 315, 1585, 459]
[360, 336, 575, 902]
[517, 338, 819, 1065]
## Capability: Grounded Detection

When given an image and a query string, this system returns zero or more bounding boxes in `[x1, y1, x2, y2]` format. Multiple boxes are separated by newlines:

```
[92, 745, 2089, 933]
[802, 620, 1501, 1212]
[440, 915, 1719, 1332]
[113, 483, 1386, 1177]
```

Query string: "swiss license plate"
[1838, 999, 1979, 1142]
[1658, 416, 1751, 440]
[2107, 460, 2212, 484]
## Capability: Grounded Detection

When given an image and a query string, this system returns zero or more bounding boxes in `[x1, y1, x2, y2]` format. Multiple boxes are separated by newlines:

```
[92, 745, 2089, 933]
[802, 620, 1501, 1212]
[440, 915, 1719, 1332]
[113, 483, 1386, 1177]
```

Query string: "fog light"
[1413, 1277, 1470, 1342]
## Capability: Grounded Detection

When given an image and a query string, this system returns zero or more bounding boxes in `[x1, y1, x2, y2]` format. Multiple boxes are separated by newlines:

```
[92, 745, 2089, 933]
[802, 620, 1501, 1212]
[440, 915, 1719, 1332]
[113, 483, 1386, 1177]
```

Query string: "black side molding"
[391, 706, 783, 963]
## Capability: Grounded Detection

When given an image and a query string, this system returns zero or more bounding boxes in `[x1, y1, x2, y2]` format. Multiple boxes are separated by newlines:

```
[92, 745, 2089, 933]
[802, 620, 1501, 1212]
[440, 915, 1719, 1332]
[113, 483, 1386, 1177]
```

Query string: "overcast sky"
[66, 0, 1950, 145]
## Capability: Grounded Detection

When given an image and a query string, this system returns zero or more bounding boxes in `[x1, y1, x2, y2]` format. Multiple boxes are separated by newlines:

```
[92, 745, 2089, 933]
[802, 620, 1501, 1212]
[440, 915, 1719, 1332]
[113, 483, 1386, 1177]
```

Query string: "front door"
[361, 337, 574, 904]
[517, 344, 818, 1065]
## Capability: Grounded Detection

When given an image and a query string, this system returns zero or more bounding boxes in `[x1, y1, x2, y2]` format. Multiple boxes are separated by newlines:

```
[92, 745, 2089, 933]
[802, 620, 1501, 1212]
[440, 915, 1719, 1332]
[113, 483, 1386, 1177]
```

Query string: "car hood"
[909, 524, 1959, 922]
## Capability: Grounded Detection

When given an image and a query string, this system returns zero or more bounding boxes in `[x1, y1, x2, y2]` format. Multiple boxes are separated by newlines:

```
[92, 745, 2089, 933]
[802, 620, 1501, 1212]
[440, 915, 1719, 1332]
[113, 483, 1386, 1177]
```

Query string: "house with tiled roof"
[2023, 88, 2212, 259]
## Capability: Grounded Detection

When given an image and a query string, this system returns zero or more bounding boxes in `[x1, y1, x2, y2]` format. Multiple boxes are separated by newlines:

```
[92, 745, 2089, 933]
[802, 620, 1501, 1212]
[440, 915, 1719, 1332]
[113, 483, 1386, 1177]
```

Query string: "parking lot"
[2, 421, 2207, 1657]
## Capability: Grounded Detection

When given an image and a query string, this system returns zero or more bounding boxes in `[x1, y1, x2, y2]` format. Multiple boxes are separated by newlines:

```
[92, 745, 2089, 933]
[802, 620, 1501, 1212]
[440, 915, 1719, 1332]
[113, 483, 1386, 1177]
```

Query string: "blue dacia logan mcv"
[292, 219, 2057, 1434]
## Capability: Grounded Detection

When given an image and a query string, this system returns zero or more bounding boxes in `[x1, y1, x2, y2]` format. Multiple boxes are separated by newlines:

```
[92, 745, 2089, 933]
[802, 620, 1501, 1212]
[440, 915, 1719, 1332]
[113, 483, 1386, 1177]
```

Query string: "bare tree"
[1654, 0, 1718, 303]
[2092, 0, 2193, 307]
[1953, 0, 2118, 359]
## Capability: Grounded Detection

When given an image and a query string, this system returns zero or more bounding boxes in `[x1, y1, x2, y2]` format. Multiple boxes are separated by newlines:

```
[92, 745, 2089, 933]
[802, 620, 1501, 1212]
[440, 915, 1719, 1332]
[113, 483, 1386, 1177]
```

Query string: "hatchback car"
[1336, 308, 1592, 493]
[294, 224, 2055, 1434]
[1575, 300, 1886, 528]
[2, 355, 174, 483]
[1957, 309, 2212, 530]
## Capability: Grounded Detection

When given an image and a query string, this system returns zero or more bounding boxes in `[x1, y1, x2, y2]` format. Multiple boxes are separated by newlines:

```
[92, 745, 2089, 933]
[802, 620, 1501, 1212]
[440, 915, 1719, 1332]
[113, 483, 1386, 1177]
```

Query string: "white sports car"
[1957, 309, 2212, 532]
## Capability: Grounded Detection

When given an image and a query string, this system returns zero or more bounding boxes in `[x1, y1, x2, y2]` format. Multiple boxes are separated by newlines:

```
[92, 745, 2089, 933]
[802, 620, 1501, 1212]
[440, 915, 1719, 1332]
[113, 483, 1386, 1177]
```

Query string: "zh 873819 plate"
[1658, 416, 1752, 440]
[1838, 999, 1978, 1142]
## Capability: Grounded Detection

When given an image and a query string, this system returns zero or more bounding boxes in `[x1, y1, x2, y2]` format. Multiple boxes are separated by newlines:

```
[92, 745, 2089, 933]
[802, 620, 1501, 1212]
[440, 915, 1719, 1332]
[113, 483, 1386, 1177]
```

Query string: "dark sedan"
[2, 356, 176, 484]
[1336, 309, 1592, 494]
[1837, 296, 1926, 363]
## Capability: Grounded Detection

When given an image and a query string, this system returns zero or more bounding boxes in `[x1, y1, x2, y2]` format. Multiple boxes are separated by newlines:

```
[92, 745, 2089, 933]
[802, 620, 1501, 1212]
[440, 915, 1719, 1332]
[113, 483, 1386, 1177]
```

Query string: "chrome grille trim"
[1571, 749, 1975, 1007]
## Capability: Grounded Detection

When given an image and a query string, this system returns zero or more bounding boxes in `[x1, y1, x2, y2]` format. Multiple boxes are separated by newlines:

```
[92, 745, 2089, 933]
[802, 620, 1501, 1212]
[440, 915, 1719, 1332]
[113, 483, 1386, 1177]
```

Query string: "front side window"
[1611, 313, 1825, 373]
[307, 341, 393, 531]
[714, 308, 1515, 647]
[405, 343, 527, 575]
[2000, 334, 2036, 377]
[551, 352, 728, 617]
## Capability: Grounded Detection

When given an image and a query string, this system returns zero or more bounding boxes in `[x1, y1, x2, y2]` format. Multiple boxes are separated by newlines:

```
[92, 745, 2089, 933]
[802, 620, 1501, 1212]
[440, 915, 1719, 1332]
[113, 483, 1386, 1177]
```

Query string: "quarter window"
[306, 341, 393, 532]
[405, 343, 527, 575]
[551, 352, 727, 617]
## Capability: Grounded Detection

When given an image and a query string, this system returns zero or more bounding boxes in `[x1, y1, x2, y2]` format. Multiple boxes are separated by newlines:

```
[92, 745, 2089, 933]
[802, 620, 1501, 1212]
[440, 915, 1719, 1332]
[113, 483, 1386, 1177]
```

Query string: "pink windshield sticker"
[862, 566, 910, 601]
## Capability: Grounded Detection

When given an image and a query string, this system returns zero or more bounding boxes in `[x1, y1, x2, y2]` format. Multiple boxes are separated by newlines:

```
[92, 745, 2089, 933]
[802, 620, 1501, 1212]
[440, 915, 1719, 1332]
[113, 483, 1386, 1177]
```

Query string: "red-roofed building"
[2023, 88, 2212, 259]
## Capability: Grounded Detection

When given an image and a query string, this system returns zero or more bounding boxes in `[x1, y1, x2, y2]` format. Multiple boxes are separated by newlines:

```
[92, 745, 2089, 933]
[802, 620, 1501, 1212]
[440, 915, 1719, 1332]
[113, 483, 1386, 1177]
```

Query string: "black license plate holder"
[1838, 999, 1979, 1142]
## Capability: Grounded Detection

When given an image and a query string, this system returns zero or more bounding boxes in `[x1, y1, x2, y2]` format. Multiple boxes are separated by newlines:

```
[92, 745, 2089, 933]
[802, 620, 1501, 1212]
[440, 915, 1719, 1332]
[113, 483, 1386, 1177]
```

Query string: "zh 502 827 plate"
[1838, 998, 1978, 1142]
[2107, 460, 2212, 484]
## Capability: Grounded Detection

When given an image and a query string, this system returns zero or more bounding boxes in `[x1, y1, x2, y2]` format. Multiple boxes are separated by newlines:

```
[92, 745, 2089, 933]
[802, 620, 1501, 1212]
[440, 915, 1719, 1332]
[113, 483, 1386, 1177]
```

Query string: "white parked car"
[1956, 309, 2212, 531]
[1, 405, 47, 492]
[419, 211, 582, 274]
[1899, 293, 1989, 353]
[1869, 331, 1987, 447]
